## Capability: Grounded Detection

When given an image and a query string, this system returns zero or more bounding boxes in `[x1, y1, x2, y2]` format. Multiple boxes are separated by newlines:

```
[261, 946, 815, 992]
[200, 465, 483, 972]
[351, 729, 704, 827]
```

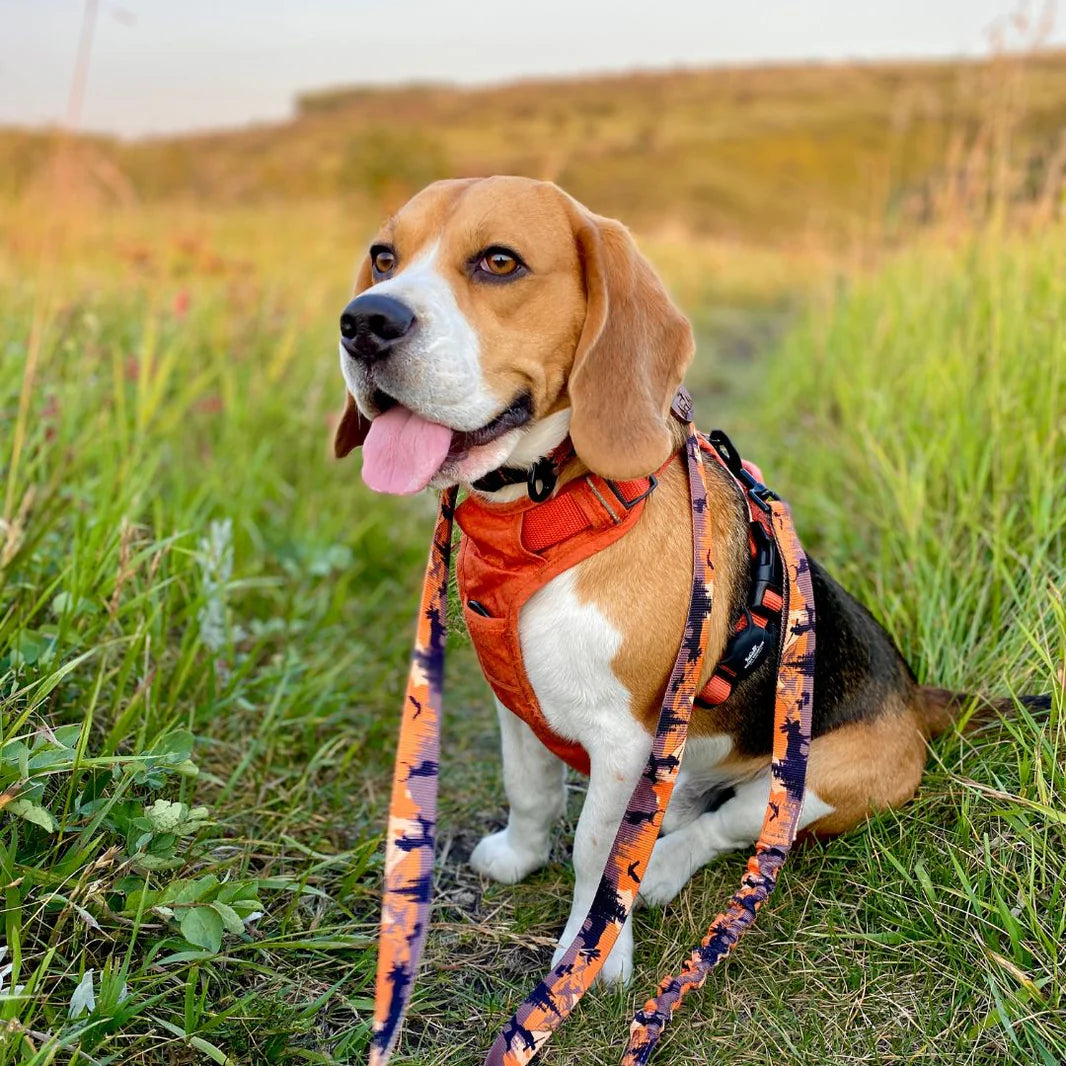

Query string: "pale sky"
[2, 0, 1062, 137]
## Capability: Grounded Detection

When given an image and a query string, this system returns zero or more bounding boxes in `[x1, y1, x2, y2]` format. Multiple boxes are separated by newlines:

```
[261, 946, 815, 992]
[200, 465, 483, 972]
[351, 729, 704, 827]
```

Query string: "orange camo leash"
[369, 486, 456, 1066]
[369, 394, 815, 1065]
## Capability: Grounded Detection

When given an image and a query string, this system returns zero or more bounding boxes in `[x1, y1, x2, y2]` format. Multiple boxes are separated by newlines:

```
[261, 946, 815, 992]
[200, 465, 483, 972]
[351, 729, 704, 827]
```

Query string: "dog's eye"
[370, 246, 396, 275]
[475, 247, 525, 279]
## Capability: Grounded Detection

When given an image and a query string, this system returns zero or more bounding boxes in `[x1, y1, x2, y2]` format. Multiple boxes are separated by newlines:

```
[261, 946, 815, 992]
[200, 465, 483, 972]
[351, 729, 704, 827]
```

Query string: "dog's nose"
[339, 294, 416, 362]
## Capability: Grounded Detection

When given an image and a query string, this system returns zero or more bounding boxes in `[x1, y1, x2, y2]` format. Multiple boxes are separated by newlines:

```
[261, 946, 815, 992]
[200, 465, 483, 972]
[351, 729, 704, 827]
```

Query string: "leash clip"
[736, 466, 779, 514]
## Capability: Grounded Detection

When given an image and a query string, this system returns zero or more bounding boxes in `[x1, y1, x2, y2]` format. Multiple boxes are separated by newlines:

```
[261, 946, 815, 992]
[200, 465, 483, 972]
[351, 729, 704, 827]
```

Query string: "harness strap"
[481, 423, 715, 1066]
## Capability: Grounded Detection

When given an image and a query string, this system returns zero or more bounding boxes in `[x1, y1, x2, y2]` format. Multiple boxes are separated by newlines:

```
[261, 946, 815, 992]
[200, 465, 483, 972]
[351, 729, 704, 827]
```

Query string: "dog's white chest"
[517, 566, 632, 749]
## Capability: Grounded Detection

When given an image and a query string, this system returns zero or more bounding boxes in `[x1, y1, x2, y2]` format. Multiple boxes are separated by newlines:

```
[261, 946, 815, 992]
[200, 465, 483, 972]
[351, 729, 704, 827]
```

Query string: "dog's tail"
[917, 687, 1054, 738]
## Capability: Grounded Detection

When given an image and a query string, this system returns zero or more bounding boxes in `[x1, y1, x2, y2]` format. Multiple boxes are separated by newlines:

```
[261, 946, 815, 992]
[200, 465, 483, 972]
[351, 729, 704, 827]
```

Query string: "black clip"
[708, 429, 780, 513]
[527, 456, 558, 502]
[749, 521, 782, 608]
[706, 429, 744, 478]
[607, 474, 658, 509]
[736, 467, 779, 514]
[718, 609, 776, 680]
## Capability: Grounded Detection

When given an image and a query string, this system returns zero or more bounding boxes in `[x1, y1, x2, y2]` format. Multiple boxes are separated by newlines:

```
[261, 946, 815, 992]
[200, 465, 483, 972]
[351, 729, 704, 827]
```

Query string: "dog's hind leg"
[470, 699, 567, 884]
[639, 769, 835, 906]
[639, 705, 930, 905]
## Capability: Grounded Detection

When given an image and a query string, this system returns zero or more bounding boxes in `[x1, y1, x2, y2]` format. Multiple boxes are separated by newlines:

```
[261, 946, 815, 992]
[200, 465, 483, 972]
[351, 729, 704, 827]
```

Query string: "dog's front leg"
[470, 699, 566, 884]
[551, 717, 652, 986]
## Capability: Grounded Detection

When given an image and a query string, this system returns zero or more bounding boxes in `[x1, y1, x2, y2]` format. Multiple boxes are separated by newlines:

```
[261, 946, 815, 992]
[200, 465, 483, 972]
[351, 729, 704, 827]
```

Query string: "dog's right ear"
[333, 255, 374, 459]
[334, 392, 370, 458]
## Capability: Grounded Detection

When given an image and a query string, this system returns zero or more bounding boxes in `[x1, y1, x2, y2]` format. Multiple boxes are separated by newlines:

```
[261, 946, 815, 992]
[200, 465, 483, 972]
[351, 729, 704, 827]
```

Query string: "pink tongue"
[362, 405, 454, 495]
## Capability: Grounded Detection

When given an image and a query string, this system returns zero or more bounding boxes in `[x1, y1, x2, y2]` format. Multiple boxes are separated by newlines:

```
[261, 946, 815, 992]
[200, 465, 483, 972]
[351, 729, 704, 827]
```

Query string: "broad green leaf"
[180, 906, 223, 953]
[210, 901, 245, 935]
[6, 799, 56, 833]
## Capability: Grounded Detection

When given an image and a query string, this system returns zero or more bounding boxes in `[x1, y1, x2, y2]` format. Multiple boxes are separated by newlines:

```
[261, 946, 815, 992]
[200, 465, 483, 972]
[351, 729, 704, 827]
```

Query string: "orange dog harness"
[456, 466, 663, 775]
[456, 435, 786, 777]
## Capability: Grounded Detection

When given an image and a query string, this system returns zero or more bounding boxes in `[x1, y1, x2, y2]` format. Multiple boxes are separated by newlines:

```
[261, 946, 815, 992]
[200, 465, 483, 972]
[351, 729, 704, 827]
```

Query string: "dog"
[333, 176, 993, 985]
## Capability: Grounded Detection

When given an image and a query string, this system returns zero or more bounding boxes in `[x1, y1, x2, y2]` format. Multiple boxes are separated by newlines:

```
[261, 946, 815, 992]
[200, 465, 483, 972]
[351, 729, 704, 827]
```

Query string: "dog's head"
[334, 176, 693, 493]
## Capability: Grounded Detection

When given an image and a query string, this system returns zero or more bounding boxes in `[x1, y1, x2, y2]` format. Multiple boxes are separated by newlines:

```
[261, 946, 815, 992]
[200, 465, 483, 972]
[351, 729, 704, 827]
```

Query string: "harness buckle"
[717, 609, 776, 680]
[608, 474, 658, 509]
[736, 467, 779, 514]
[749, 520, 782, 606]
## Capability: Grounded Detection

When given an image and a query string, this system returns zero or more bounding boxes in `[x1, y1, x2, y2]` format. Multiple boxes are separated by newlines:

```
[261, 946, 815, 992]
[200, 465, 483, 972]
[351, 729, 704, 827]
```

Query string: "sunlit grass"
[0, 201, 1063, 1064]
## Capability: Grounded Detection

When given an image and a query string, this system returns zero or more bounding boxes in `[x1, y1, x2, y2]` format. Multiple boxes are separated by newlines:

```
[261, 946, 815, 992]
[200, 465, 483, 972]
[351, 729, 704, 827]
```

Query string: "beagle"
[334, 176, 969, 985]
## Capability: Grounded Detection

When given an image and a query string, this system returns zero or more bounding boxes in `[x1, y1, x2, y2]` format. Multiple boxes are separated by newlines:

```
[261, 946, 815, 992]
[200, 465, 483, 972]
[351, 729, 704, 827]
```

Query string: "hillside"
[5, 51, 1066, 242]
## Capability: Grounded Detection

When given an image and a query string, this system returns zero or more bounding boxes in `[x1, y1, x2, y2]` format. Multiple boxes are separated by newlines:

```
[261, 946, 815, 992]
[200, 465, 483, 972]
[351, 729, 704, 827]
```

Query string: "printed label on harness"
[743, 640, 766, 670]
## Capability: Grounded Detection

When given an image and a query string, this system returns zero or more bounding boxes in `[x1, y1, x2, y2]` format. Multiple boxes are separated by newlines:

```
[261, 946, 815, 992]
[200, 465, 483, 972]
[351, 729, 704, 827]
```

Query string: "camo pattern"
[622, 496, 816, 1066]
[481, 424, 717, 1066]
[369, 486, 457, 1066]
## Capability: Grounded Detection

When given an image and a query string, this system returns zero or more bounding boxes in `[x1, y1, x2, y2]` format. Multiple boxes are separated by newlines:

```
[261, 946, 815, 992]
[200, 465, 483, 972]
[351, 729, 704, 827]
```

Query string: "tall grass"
[0, 199, 1063, 1065]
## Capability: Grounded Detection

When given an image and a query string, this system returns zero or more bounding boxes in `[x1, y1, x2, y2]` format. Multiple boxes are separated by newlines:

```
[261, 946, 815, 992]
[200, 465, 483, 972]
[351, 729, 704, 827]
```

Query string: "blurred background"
[1, 4, 1064, 1065]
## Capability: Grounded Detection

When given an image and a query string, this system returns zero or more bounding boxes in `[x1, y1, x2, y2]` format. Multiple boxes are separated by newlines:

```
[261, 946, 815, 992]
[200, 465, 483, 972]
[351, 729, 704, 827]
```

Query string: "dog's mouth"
[361, 390, 533, 495]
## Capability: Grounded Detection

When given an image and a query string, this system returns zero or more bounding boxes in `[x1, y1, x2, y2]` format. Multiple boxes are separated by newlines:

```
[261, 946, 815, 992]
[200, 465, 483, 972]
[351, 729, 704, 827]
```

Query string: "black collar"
[470, 440, 574, 502]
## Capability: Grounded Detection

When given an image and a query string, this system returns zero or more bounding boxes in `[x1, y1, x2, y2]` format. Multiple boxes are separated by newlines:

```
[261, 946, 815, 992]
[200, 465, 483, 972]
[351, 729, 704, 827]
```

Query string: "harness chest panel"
[455, 470, 659, 775]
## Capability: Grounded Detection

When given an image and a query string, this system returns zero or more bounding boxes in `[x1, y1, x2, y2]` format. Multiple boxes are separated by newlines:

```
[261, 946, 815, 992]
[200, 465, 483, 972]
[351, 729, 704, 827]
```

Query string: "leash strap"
[481, 423, 716, 1066]
[369, 415, 815, 1066]
[622, 496, 816, 1065]
[369, 486, 457, 1066]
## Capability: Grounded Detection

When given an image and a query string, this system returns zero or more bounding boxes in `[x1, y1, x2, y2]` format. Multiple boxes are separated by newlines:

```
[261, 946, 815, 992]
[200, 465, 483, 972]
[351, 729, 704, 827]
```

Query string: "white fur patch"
[660, 733, 737, 835]
[640, 772, 835, 906]
[519, 566, 652, 984]
[341, 243, 502, 431]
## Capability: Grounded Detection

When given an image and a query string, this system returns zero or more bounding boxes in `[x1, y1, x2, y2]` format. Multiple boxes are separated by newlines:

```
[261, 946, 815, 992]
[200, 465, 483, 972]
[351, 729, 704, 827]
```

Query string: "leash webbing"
[368, 420, 815, 1066]
[481, 422, 715, 1066]
[369, 486, 457, 1066]
[622, 497, 816, 1065]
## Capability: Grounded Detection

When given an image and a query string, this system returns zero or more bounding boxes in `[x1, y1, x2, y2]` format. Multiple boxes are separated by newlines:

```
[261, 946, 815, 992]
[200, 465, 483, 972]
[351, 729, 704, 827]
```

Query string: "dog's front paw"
[470, 829, 547, 884]
[638, 834, 698, 906]
[596, 942, 633, 986]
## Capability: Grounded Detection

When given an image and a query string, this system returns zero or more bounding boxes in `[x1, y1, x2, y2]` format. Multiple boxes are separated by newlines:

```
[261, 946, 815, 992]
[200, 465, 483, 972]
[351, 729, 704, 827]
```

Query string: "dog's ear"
[566, 207, 694, 480]
[334, 392, 371, 458]
[333, 255, 374, 459]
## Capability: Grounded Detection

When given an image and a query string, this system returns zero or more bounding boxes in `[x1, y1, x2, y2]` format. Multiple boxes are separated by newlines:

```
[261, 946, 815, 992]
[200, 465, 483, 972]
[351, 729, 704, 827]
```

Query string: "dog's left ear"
[566, 205, 694, 480]
[333, 256, 374, 459]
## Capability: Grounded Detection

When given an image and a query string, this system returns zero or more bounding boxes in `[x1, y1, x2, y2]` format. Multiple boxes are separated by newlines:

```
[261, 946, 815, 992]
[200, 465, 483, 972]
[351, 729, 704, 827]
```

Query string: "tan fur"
[801, 702, 928, 836]
[564, 207, 695, 480]
[575, 456, 749, 735]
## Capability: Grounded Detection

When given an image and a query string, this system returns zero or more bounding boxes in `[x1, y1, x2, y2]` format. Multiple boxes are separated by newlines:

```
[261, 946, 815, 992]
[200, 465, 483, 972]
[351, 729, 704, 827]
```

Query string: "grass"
[7, 48, 1066, 242]
[0, 197, 1063, 1066]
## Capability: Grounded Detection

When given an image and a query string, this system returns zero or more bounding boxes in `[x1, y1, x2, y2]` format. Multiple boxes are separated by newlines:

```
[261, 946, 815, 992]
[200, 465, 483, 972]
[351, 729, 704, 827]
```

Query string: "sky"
[2, 0, 1062, 138]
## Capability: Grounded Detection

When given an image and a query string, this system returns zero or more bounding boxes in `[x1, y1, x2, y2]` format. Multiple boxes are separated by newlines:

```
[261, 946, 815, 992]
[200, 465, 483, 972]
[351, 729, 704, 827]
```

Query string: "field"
[1, 51, 1065, 1066]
